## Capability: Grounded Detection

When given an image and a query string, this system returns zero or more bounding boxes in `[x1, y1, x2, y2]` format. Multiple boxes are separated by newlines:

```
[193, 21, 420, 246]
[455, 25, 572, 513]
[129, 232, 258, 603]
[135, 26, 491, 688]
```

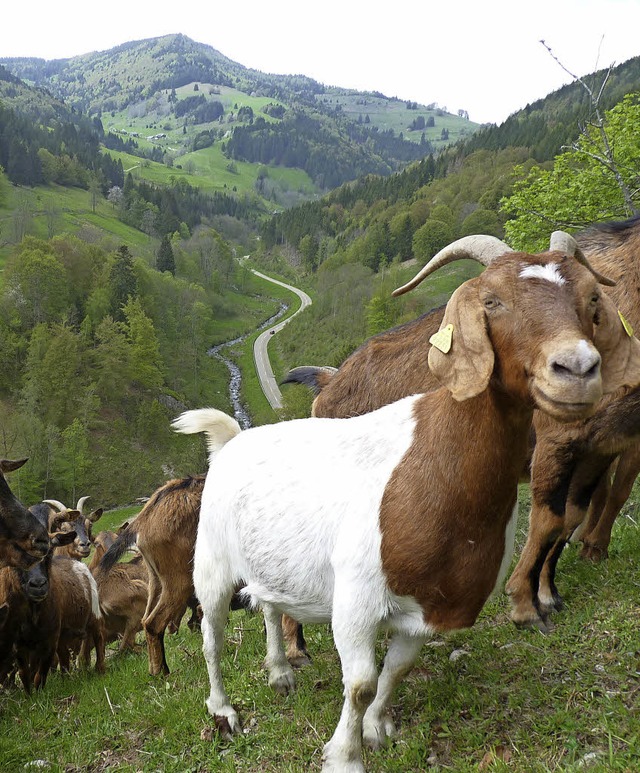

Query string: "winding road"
[251, 269, 312, 410]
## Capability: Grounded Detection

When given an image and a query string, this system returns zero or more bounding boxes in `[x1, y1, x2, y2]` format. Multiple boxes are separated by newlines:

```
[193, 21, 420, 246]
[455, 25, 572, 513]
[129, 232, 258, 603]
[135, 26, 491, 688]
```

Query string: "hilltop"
[0, 34, 477, 197]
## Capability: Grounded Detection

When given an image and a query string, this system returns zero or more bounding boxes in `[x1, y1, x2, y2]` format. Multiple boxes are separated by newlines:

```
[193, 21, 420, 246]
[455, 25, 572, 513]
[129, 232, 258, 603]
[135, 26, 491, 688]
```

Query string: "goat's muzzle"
[532, 339, 603, 421]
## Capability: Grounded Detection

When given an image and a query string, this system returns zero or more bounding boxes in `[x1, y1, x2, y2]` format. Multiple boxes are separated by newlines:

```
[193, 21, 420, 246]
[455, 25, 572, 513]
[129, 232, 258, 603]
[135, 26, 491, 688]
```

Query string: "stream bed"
[207, 302, 288, 429]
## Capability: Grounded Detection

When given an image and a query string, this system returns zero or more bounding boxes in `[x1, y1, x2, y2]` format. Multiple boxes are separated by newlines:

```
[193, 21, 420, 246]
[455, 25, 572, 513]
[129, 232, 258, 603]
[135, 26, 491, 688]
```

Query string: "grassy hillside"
[1, 34, 477, 198]
[0, 491, 638, 771]
[321, 90, 478, 145]
[0, 181, 153, 268]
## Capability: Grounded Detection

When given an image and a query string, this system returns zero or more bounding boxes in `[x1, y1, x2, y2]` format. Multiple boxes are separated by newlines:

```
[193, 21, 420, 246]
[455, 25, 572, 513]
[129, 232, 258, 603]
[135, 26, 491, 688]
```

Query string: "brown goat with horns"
[283, 220, 640, 637]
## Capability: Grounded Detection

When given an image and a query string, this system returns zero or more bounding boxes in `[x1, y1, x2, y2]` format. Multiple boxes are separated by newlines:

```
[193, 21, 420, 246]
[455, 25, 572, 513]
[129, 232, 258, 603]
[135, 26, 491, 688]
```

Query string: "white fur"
[181, 397, 440, 771]
[489, 499, 519, 600]
[191, 397, 422, 627]
[519, 262, 565, 285]
[70, 560, 102, 619]
[171, 408, 240, 455]
[179, 389, 525, 771]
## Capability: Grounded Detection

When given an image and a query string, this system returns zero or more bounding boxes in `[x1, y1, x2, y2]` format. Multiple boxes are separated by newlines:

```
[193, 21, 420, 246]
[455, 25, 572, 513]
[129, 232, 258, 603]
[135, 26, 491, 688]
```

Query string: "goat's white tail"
[171, 409, 242, 460]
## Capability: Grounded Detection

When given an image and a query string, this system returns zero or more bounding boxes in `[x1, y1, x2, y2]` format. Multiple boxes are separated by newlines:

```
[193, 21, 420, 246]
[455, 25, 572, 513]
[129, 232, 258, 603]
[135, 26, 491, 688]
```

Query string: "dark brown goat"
[554, 215, 640, 558]
[44, 497, 104, 560]
[505, 216, 640, 628]
[0, 510, 82, 691]
[284, 222, 640, 633]
[0, 459, 49, 571]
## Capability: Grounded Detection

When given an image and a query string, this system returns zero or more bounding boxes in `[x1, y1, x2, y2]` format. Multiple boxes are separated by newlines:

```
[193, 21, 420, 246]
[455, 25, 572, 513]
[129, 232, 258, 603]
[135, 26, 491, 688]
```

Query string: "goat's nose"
[28, 576, 47, 592]
[550, 341, 601, 380]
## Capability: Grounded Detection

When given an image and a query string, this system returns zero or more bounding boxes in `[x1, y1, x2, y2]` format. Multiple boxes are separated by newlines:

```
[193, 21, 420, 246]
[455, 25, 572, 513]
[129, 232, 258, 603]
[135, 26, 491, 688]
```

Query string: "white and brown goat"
[173, 242, 636, 772]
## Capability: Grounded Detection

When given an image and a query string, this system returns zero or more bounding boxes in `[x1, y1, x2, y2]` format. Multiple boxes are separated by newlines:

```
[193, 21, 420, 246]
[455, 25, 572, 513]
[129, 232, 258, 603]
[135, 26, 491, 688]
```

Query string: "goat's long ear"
[87, 507, 104, 524]
[428, 278, 494, 401]
[593, 293, 640, 392]
[50, 530, 77, 548]
[49, 511, 78, 532]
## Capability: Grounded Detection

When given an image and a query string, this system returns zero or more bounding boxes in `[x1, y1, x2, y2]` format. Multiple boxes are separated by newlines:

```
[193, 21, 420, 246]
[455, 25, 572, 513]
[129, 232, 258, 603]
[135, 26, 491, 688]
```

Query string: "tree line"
[0, 229, 272, 508]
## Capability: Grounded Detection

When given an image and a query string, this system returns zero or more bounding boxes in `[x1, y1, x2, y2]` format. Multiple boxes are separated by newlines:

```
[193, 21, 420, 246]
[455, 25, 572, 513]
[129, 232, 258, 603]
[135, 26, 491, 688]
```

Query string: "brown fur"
[90, 530, 149, 651]
[380, 389, 527, 630]
[99, 475, 204, 675]
[0, 460, 49, 570]
[284, 218, 640, 633]
[53, 556, 105, 675]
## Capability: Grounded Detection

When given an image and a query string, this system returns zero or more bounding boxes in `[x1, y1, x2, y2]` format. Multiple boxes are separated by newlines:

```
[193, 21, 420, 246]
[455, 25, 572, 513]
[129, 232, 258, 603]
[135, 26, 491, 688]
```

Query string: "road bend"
[251, 269, 312, 410]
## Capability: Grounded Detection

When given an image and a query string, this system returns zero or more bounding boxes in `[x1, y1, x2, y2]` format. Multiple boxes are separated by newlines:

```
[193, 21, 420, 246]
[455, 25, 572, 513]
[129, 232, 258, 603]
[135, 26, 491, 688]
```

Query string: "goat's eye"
[484, 297, 500, 310]
[590, 293, 600, 305]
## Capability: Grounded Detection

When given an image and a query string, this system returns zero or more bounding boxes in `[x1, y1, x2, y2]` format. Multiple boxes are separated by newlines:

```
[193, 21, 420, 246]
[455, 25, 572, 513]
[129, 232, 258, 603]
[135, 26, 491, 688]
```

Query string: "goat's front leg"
[362, 632, 425, 750]
[536, 535, 567, 615]
[322, 596, 379, 773]
[581, 448, 640, 561]
[262, 603, 295, 695]
[539, 461, 613, 614]
[505, 502, 562, 632]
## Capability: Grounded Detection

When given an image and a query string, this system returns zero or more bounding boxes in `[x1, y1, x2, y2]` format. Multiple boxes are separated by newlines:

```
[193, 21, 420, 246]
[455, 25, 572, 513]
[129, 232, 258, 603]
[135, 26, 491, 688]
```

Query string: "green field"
[321, 91, 480, 145]
[0, 492, 638, 772]
[0, 182, 154, 268]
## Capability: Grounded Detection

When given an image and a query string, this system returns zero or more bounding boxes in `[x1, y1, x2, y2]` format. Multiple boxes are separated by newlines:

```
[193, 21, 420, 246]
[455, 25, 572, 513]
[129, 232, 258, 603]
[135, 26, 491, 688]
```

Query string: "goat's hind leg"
[262, 603, 296, 695]
[200, 586, 241, 733]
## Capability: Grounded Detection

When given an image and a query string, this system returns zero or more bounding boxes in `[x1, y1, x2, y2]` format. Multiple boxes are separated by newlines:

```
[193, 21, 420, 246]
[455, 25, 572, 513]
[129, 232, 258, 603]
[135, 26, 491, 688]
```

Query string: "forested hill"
[455, 54, 640, 162]
[0, 34, 477, 191]
[259, 53, 640, 279]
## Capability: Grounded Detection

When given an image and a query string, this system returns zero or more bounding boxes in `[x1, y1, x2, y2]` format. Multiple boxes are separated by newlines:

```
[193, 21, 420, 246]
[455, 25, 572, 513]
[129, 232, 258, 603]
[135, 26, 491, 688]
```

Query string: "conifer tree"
[156, 234, 176, 275]
[109, 245, 138, 321]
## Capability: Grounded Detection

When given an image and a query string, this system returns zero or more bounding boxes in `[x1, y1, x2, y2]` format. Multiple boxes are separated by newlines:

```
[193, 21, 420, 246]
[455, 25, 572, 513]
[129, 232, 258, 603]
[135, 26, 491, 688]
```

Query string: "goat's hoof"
[580, 543, 608, 562]
[512, 614, 552, 634]
[321, 742, 366, 772]
[268, 667, 296, 695]
[362, 711, 396, 750]
[205, 702, 241, 736]
[287, 652, 312, 669]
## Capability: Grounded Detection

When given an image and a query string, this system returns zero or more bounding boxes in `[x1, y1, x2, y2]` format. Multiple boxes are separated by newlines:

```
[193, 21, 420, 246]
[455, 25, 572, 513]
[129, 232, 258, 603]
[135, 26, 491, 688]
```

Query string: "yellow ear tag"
[429, 324, 454, 354]
[618, 310, 634, 337]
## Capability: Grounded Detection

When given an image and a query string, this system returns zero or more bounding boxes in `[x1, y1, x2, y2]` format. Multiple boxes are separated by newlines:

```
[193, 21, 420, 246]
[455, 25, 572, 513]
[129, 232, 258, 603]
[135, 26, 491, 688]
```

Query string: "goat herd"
[1, 217, 640, 772]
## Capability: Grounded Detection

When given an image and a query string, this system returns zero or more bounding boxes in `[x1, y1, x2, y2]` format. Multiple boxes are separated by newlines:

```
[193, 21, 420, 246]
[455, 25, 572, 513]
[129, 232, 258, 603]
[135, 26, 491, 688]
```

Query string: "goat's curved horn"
[76, 496, 91, 513]
[392, 235, 513, 297]
[549, 230, 616, 287]
[43, 499, 67, 512]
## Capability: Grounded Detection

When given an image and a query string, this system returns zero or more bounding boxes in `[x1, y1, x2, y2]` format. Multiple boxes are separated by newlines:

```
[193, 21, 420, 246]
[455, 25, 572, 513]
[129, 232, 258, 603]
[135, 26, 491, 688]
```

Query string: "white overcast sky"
[2, 0, 639, 125]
